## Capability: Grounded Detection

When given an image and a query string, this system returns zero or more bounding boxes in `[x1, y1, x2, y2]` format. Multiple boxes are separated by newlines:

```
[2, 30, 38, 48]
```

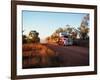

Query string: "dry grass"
[22, 43, 60, 68]
[22, 43, 55, 56]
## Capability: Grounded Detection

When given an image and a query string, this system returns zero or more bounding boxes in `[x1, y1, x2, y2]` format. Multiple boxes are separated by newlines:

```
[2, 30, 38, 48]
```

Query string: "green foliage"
[29, 30, 39, 38]
[22, 35, 27, 44]
[22, 30, 40, 44]
[78, 26, 89, 40]
[55, 27, 64, 33]
[78, 14, 89, 40]
[46, 24, 78, 43]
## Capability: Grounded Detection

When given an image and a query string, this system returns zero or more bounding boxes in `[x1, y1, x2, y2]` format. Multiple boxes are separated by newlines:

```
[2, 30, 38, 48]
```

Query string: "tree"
[46, 37, 50, 42]
[29, 30, 39, 38]
[78, 26, 89, 40]
[55, 27, 63, 33]
[51, 34, 59, 42]
[28, 30, 40, 43]
[71, 32, 77, 39]
[66, 27, 72, 33]
[78, 14, 89, 40]
[22, 35, 27, 43]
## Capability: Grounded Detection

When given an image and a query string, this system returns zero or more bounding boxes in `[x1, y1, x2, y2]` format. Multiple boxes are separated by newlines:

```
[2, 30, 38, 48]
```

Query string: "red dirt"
[22, 43, 89, 68]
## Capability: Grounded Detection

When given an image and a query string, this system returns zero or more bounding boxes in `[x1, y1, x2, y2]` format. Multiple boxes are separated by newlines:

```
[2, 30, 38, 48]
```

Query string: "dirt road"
[44, 44, 89, 67]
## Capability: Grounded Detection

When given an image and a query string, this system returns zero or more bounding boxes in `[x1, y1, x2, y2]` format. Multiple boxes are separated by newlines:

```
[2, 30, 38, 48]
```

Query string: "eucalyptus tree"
[79, 14, 89, 40]
[28, 30, 40, 43]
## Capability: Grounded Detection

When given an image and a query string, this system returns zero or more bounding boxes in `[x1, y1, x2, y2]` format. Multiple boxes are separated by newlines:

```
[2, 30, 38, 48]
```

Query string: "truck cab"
[58, 32, 73, 46]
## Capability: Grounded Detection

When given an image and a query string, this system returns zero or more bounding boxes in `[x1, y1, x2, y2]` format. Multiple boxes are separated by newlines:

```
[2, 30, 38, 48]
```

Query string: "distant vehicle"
[58, 32, 73, 46]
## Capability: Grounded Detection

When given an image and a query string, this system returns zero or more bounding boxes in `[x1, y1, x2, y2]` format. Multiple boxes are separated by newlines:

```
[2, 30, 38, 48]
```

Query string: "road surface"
[44, 44, 89, 67]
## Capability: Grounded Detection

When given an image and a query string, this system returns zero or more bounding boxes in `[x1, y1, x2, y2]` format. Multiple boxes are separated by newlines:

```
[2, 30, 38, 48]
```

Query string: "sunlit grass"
[22, 43, 61, 68]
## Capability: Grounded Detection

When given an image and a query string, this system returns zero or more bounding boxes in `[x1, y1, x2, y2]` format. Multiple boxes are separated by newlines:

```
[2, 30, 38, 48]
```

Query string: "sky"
[22, 10, 88, 40]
